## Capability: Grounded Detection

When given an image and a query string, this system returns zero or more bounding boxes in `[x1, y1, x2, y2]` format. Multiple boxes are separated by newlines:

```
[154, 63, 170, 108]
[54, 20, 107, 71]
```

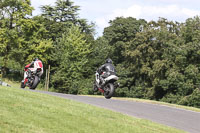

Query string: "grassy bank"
[3, 78, 200, 112]
[0, 86, 186, 133]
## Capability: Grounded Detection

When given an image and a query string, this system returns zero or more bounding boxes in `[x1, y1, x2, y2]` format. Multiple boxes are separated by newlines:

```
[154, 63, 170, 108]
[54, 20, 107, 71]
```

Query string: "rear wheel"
[30, 76, 39, 90]
[104, 83, 115, 99]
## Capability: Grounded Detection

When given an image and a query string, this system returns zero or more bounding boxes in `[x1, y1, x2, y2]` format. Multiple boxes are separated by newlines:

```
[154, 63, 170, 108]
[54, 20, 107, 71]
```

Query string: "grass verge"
[5, 78, 199, 112]
[2, 78, 46, 90]
[0, 86, 186, 133]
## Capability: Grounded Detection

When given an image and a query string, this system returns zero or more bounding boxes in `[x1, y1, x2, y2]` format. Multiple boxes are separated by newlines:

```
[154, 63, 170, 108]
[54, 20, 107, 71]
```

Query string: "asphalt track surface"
[31, 90, 200, 133]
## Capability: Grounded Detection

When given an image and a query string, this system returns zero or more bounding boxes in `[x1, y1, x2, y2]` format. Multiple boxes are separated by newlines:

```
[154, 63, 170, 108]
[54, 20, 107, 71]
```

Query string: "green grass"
[2, 78, 46, 90]
[1, 78, 21, 88]
[0, 86, 186, 133]
[4, 78, 199, 112]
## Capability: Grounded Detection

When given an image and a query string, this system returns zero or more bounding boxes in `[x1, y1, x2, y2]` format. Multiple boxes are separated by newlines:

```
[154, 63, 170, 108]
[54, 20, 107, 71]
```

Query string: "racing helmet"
[33, 57, 39, 61]
[105, 58, 112, 64]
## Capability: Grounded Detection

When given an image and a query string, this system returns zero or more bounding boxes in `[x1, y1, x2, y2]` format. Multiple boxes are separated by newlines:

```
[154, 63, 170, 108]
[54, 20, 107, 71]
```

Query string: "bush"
[178, 88, 200, 108]
[77, 77, 94, 95]
[161, 93, 182, 104]
[114, 87, 129, 97]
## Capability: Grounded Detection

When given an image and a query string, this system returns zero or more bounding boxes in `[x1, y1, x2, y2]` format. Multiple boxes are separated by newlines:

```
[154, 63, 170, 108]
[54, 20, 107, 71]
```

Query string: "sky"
[31, 0, 200, 37]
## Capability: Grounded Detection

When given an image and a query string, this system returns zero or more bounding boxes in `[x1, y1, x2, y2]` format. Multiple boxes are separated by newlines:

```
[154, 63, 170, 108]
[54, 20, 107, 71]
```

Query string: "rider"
[97, 58, 116, 85]
[23, 58, 43, 85]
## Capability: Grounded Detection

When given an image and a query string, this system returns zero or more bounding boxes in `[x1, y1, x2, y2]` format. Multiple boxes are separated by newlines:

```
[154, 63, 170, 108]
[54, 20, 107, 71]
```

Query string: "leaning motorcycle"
[21, 68, 41, 90]
[93, 71, 119, 99]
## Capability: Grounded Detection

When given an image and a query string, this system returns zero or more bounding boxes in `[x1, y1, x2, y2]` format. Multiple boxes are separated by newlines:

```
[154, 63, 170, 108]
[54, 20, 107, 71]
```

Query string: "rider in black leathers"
[98, 58, 116, 75]
[93, 58, 117, 92]
[97, 58, 116, 84]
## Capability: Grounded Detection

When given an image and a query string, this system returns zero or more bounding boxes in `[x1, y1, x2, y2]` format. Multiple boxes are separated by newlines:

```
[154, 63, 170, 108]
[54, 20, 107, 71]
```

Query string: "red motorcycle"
[21, 67, 41, 89]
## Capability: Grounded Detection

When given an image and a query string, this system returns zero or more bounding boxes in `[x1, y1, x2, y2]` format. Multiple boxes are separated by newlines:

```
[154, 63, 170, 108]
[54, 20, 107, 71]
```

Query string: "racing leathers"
[23, 60, 43, 85]
[97, 62, 116, 85]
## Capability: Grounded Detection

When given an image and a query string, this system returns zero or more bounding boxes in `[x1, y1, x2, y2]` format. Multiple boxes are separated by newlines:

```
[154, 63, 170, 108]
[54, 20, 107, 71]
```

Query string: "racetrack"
[32, 90, 200, 133]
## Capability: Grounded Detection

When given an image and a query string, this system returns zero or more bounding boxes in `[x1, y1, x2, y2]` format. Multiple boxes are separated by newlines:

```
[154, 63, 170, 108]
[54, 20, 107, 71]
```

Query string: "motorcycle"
[93, 71, 119, 99]
[21, 67, 41, 90]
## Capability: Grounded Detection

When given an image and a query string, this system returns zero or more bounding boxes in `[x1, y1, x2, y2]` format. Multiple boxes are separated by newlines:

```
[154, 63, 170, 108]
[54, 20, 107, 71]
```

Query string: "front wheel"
[104, 83, 115, 99]
[30, 76, 39, 90]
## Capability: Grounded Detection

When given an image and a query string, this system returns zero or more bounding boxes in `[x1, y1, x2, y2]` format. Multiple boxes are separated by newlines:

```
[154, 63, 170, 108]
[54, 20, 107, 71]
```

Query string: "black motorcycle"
[93, 71, 119, 99]
[21, 68, 41, 89]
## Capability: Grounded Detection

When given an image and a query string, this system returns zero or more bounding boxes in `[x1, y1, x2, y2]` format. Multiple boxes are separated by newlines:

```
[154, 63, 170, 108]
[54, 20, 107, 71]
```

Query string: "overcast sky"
[31, 0, 200, 37]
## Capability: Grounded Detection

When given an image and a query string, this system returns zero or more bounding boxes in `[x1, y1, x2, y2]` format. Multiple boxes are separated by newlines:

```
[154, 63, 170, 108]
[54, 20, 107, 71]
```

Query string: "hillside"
[0, 86, 185, 133]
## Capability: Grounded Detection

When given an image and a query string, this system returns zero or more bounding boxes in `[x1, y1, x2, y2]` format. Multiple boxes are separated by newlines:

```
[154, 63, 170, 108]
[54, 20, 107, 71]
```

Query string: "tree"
[89, 37, 112, 70]
[103, 17, 147, 64]
[40, 0, 95, 41]
[0, 0, 53, 80]
[0, 0, 33, 76]
[122, 18, 184, 100]
[51, 25, 92, 93]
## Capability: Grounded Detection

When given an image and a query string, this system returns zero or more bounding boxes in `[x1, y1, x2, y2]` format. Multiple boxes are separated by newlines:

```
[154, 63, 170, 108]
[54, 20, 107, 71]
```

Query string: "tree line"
[0, 0, 200, 108]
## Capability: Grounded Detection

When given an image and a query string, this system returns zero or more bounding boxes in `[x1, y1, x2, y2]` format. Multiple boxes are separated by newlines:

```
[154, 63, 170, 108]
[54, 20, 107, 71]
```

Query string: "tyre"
[30, 76, 39, 90]
[104, 83, 115, 99]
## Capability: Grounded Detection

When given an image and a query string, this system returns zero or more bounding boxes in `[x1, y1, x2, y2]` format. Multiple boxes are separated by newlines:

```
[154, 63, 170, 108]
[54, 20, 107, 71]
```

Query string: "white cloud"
[95, 18, 108, 29]
[95, 4, 200, 35]
[31, 0, 56, 15]
[182, 8, 200, 17]
[30, 0, 200, 37]
[141, 5, 200, 20]
[112, 5, 142, 18]
[31, 0, 56, 7]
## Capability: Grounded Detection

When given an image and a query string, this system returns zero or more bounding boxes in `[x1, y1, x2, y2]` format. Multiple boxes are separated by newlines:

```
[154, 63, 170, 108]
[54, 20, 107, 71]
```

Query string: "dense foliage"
[0, 0, 200, 108]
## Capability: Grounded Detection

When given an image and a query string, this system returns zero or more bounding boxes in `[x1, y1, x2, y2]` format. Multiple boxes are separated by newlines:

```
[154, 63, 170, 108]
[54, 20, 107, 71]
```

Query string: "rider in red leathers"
[22, 58, 43, 86]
